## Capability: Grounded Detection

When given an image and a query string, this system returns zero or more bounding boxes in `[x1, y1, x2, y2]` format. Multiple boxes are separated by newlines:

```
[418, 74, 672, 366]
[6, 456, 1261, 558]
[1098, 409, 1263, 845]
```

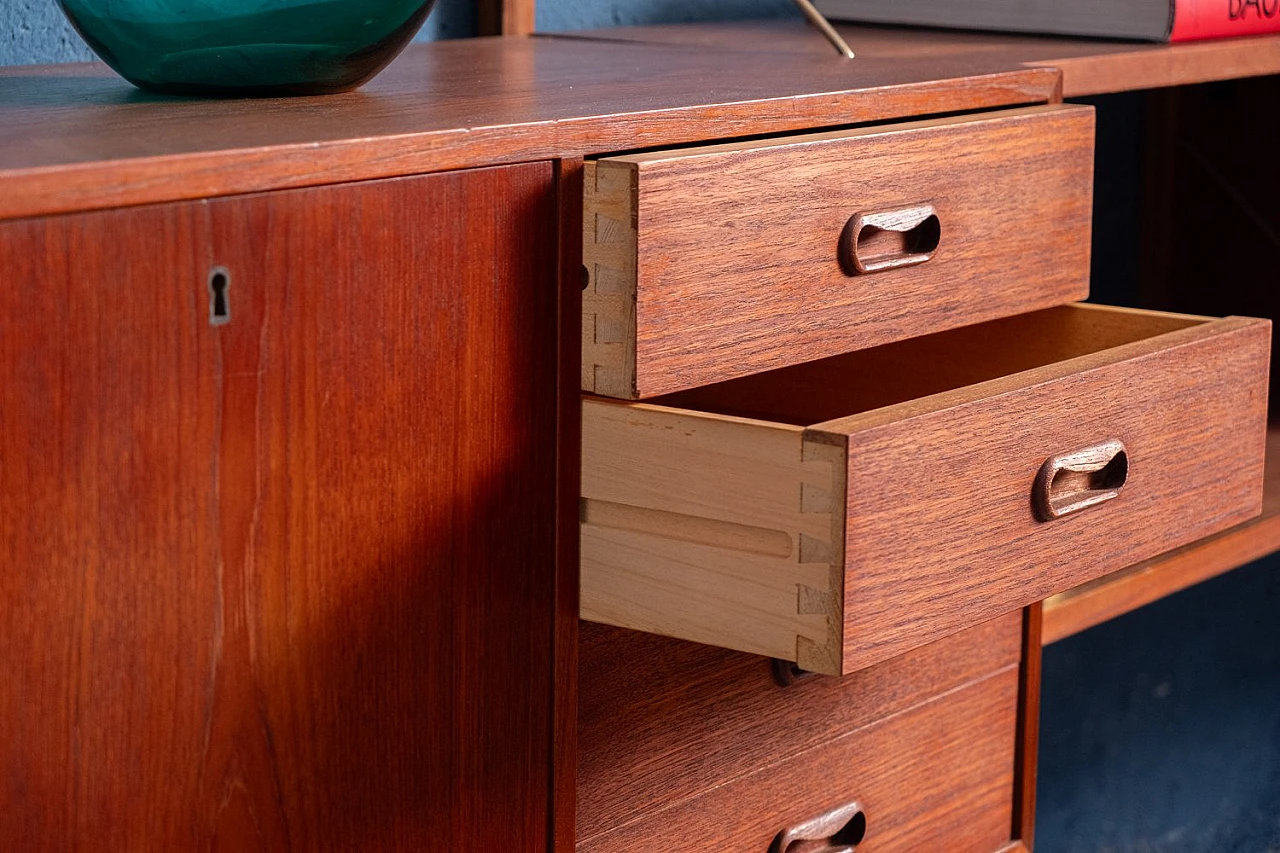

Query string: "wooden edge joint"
[582, 160, 638, 398]
[1012, 603, 1043, 849]
[796, 435, 848, 675]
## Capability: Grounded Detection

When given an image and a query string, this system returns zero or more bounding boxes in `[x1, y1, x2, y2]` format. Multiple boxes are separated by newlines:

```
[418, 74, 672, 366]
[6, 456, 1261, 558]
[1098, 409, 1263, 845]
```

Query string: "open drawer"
[581, 304, 1270, 675]
[583, 104, 1095, 399]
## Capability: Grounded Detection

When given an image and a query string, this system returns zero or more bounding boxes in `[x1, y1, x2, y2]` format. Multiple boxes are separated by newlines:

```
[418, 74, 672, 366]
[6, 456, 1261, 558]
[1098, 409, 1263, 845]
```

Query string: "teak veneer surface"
[0, 164, 562, 851]
[651, 304, 1202, 424]
[578, 611, 1023, 840]
[552, 20, 1280, 97]
[552, 158, 585, 853]
[1013, 604, 1043, 848]
[582, 305, 1270, 675]
[0, 38, 1059, 221]
[478, 0, 535, 36]
[579, 663, 1021, 853]
[584, 104, 1095, 398]
[1043, 424, 1280, 643]
[2, 23, 1278, 220]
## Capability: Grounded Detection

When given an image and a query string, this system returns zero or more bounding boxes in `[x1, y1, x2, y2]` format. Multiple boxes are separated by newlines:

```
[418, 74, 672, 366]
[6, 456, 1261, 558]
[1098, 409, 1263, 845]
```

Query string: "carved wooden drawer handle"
[1033, 439, 1129, 522]
[839, 203, 940, 275]
[770, 801, 867, 853]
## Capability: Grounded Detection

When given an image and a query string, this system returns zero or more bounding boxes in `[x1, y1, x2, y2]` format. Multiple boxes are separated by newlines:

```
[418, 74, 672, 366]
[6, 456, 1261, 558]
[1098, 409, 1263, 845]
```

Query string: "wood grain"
[553, 157, 585, 853]
[577, 611, 1023, 841]
[0, 197, 216, 851]
[581, 305, 1271, 674]
[653, 303, 1211, 425]
[0, 39, 1060, 222]
[1043, 424, 1280, 643]
[580, 401, 848, 674]
[3, 23, 1279, 222]
[582, 160, 637, 399]
[1013, 605, 1042, 849]
[551, 20, 1280, 97]
[814, 309, 1269, 672]
[1031, 438, 1129, 522]
[584, 105, 1095, 398]
[0, 164, 562, 851]
[478, 0, 536, 35]
[840, 202, 940, 275]
[579, 663, 1021, 853]
[1030, 35, 1280, 97]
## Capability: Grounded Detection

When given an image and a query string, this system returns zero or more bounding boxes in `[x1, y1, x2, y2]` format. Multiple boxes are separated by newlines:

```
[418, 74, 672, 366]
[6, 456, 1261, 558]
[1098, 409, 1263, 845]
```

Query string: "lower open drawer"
[581, 304, 1270, 675]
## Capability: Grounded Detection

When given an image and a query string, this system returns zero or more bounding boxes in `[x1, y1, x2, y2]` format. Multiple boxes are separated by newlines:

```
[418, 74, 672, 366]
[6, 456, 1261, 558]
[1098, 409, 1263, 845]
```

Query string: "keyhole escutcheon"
[209, 267, 230, 326]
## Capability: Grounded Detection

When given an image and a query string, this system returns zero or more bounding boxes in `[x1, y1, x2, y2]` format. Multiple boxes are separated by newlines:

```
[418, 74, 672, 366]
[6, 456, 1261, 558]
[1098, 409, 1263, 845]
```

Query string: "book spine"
[1170, 0, 1280, 41]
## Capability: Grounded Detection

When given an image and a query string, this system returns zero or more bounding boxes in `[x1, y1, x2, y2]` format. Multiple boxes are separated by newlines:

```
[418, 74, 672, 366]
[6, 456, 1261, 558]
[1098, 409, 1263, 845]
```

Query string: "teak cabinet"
[1, 166, 561, 849]
[1, 21, 1277, 853]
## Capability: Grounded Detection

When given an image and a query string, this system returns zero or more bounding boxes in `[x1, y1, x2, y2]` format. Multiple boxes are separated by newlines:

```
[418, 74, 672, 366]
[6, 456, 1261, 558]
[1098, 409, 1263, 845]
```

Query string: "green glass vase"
[57, 0, 436, 96]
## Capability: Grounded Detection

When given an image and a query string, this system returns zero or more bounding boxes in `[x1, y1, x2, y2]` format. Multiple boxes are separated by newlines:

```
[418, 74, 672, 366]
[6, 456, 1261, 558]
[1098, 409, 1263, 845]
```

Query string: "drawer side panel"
[580, 399, 848, 669]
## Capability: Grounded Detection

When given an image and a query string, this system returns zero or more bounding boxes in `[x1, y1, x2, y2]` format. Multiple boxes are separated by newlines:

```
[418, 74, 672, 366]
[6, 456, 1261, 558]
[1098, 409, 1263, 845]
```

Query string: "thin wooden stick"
[793, 0, 855, 58]
[477, 0, 535, 36]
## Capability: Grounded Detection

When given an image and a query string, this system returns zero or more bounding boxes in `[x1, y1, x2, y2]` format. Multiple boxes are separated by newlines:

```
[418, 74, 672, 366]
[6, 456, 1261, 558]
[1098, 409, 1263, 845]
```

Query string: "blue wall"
[3, 0, 92, 64]
[0, 0, 478, 65]
[0, 0, 796, 66]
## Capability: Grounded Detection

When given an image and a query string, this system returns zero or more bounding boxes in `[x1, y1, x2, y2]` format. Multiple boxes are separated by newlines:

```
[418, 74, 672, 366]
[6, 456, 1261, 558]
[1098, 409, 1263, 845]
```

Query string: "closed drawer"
[578, 610, 1023, 845]
[583, 104, 1095, 399]
[578, 614, 1024, 853]
[581, 304, 1270, 674]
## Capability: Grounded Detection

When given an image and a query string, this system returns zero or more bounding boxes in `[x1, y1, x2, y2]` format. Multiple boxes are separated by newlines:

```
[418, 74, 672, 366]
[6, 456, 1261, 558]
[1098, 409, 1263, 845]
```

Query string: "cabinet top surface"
[0, 21, 1277, 220]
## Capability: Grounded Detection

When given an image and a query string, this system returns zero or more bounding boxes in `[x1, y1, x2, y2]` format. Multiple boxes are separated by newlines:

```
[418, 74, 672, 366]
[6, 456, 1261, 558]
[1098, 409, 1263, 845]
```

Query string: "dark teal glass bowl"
[57, 0, 436, 96]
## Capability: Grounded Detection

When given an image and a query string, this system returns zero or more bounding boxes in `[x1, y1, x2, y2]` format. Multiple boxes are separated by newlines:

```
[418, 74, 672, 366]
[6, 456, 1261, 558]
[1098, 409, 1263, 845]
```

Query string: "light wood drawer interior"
[581, 304, 1270, 674]
[578, 613, 1024, 853]
[584, 104, 1095, 399]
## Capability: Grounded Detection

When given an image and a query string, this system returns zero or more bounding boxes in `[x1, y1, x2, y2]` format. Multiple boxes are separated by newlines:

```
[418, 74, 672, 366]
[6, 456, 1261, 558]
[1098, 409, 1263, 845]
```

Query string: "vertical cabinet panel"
[0, 163, 560, 851]
[1, 200, 219, 850]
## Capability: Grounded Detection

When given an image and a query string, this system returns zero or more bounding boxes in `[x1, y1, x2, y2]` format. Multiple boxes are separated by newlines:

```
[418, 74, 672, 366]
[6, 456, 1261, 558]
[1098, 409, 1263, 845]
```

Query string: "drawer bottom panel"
[577, 665, 1020, 853]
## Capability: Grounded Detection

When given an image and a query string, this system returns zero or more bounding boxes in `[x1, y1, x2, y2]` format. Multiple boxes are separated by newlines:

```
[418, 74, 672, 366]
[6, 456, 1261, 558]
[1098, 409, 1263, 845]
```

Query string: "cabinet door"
[0, 163, 560, 851]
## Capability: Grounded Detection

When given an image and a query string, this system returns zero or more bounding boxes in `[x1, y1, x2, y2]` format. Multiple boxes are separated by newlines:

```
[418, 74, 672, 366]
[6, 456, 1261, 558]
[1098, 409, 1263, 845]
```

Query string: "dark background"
[1037, 89, 1280, 851]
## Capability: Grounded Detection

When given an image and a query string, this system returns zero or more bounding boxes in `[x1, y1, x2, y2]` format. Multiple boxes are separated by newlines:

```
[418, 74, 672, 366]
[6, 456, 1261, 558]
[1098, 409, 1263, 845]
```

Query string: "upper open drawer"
[583, 104, 1097, 400]
[581, 304, 1270, 675]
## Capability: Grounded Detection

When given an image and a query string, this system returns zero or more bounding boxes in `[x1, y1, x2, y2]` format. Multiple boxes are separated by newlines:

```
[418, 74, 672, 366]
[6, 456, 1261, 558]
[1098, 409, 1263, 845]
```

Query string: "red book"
[815, 0, 1280, 43]
[1171, 0, 1280, 41]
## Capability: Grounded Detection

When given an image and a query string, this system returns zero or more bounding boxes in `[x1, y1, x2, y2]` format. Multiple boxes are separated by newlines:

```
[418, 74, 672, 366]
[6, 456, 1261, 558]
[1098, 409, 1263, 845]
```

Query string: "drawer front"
[583, 104, 1095, 399]
[578, 661, 1021, 853]
[582, 305, 1271, 675]
[578, 611, 1023, 838]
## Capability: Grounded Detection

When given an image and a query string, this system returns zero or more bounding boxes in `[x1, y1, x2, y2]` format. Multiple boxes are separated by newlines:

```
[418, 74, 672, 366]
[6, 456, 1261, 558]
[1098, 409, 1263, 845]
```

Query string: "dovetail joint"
[795, 437, 847, 675]
[582, 160, 638, 398]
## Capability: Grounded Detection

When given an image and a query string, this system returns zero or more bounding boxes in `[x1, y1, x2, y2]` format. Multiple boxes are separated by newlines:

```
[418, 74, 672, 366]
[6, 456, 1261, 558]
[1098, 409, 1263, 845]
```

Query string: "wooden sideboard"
[1, 21, 1277, 852]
